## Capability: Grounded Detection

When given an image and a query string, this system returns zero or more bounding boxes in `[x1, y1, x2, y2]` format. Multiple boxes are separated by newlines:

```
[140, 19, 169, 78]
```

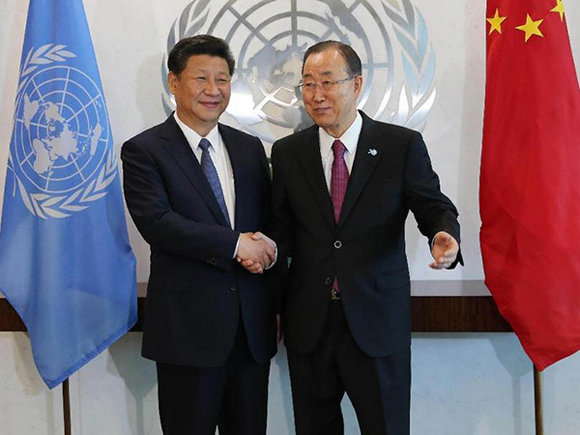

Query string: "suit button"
[231, 286, 237, 292]
[334, 240, 342, 249]
[208, 257, 217, 265]
[324, 277, 332, 285]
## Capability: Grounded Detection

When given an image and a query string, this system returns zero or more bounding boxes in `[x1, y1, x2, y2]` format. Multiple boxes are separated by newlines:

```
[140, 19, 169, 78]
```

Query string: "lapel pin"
[368, 149, 377, 156]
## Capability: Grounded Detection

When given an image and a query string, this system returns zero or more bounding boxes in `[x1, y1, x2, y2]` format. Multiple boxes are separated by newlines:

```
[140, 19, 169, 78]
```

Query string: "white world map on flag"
[22, 96, 102, 176]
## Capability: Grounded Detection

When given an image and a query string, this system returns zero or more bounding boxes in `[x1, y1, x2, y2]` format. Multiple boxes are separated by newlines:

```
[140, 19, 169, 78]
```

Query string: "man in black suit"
[121, 35, 278, 435]
[269, 41, 462, 435]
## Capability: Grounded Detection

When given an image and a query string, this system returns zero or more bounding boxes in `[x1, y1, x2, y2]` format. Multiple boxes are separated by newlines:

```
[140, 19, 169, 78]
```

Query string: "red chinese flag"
[481, 0, 580, 370]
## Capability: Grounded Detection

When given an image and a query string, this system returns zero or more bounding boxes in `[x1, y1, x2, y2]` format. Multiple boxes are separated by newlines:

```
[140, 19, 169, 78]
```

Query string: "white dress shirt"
[318, 113, 447, 256]
[174, 114, 277, 266]
[319, 112, 363, 191]
[174, 113, 236, 229]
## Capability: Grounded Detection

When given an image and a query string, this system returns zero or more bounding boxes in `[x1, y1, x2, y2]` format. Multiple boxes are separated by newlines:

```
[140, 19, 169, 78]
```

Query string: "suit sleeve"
[403, 132, 463, 267]
[257, 138, 272, 231]
[121, 138, 239, 271]
[268, 141, 295, 310]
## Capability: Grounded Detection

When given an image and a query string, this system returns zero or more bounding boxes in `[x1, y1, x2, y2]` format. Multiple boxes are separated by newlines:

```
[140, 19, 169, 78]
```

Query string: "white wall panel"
[1, 1, 580, 433]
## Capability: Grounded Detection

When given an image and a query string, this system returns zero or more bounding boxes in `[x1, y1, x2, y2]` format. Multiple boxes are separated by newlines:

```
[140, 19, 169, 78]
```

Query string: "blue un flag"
[0, 0, 137, 388]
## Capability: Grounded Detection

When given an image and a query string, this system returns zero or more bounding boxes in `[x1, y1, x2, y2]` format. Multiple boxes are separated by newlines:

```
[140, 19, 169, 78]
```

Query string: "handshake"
[236, 231, 277, 274]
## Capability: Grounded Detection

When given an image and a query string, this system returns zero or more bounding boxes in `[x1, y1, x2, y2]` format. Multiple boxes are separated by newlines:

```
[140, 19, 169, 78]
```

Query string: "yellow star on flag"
[516, 14, 544, 42]
[551, 0, 565, 21]
[487, 8, 507, 35]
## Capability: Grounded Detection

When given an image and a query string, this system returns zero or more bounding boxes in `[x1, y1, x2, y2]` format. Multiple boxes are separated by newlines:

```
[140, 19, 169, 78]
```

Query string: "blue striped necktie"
[198, 138, 231, 227]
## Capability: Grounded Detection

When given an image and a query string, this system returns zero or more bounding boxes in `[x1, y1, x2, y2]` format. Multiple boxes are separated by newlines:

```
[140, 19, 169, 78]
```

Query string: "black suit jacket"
[121, 115, 276, 367]
[271, 112, 461, 357]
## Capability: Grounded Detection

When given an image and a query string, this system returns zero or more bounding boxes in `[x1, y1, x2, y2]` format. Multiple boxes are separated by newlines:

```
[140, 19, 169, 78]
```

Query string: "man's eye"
[321, 81, 333, 87]
[195, 77, 207, 83]
[217, 78, 229, 85]
[303, 83, 316, 89]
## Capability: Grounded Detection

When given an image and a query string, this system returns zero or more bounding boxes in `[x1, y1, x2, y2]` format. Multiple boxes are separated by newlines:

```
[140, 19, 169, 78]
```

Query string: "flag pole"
[63, 378, 71, 435]
[534, 367, 543, 435]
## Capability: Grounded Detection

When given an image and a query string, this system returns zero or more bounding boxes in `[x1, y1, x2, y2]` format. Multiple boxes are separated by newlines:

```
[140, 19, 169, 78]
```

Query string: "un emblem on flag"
[9, 44, 117, 219]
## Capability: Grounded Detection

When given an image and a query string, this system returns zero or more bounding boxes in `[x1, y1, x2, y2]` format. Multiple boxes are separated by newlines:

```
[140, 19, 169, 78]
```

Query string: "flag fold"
[481, 0, 580, 370]
[0, 0, 137, 388]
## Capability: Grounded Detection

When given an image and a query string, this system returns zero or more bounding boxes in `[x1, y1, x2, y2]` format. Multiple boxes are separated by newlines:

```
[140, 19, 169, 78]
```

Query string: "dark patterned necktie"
[330, 139, 349, 293]
[198, 138, 231, 227]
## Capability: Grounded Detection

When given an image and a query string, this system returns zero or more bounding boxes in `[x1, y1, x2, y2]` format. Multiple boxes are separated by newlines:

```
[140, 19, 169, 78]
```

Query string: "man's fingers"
[265, 245, 276, 262]
[251, 231, 264, 241]
[429, 261, 447, 270]
[429, 256, 455, 269]
[441, 251, 457, 261]
[239, 258, 254, 268]
[251, 265, 264, 274]
[238, 257, 266, 273]
[238, 232, 276, 270]
[250, 233, 277, 262]
[260, 252, 272, 269]
[245, 262, 264, 274]
[256, 238, 276, 262]
[443, 248, 459, 260]
[429, 247, 458, 269]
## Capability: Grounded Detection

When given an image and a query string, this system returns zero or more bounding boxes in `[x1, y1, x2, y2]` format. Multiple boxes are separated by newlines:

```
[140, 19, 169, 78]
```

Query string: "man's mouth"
[200, 101, 220, 109]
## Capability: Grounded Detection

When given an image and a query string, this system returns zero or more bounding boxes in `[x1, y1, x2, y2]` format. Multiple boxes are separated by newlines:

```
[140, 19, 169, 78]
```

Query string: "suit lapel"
[159, 116, 229, 227]
[219, 124, 243, 230]
[337, 113, 385, 230]
[297, 126, 336, 231]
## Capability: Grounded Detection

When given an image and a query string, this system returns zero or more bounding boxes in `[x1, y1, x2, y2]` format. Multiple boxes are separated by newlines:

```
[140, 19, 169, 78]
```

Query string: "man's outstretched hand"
[429, 231, 459, 270]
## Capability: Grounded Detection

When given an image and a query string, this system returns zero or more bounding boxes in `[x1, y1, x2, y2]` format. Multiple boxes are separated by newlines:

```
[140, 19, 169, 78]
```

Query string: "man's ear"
[167, 71, 178, 95]
[353, 75, 363, 97]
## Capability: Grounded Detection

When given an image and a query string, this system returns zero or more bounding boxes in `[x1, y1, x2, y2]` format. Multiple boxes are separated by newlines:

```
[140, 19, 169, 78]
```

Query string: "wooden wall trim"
[1, 294, 511, 333]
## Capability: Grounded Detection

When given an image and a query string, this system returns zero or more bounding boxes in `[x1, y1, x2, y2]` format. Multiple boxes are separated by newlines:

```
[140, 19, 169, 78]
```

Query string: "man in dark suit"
[121, 35, 278, 435]
[269, 41, 462, 435]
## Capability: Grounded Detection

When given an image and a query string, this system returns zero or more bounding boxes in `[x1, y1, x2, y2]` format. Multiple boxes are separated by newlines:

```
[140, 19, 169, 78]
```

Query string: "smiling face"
[301, 48, 362, 138]
[168, 54, 231, 137]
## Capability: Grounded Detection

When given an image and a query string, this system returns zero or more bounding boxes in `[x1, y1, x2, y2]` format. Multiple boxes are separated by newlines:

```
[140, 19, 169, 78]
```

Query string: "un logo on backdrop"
[10, 44, 117, 219]
[162, 0, 436, 145]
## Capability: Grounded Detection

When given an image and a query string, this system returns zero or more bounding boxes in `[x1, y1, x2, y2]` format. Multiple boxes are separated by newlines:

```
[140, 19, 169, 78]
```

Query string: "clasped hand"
[236, 232, 277, 274]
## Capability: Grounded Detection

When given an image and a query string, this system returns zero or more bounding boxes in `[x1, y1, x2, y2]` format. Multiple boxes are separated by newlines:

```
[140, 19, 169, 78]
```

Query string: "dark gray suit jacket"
[271, 111, 461, 357]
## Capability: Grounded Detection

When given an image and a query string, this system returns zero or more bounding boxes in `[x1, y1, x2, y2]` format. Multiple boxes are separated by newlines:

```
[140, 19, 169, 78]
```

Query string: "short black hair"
[302, 40, 362, 77]
[168, 35, 236, 76]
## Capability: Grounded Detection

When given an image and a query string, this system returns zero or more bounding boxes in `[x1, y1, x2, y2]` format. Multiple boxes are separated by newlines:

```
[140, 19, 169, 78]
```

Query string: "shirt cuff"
[233, 235, 240, 259]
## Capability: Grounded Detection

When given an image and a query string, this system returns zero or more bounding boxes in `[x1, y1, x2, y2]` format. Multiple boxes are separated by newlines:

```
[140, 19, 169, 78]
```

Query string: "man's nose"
[311, 86, 326, 101]
[204, 78, 220, 95]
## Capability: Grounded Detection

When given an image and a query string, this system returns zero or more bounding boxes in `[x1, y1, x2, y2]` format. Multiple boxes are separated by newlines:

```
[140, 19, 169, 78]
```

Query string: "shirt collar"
[174, 112, 220, 150]
[319, 112, 363, 157]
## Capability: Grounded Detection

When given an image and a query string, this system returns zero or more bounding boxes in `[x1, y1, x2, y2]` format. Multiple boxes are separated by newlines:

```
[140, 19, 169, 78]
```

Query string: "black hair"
[302, 40, 362, 76]
[168, 35, 235, 76]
